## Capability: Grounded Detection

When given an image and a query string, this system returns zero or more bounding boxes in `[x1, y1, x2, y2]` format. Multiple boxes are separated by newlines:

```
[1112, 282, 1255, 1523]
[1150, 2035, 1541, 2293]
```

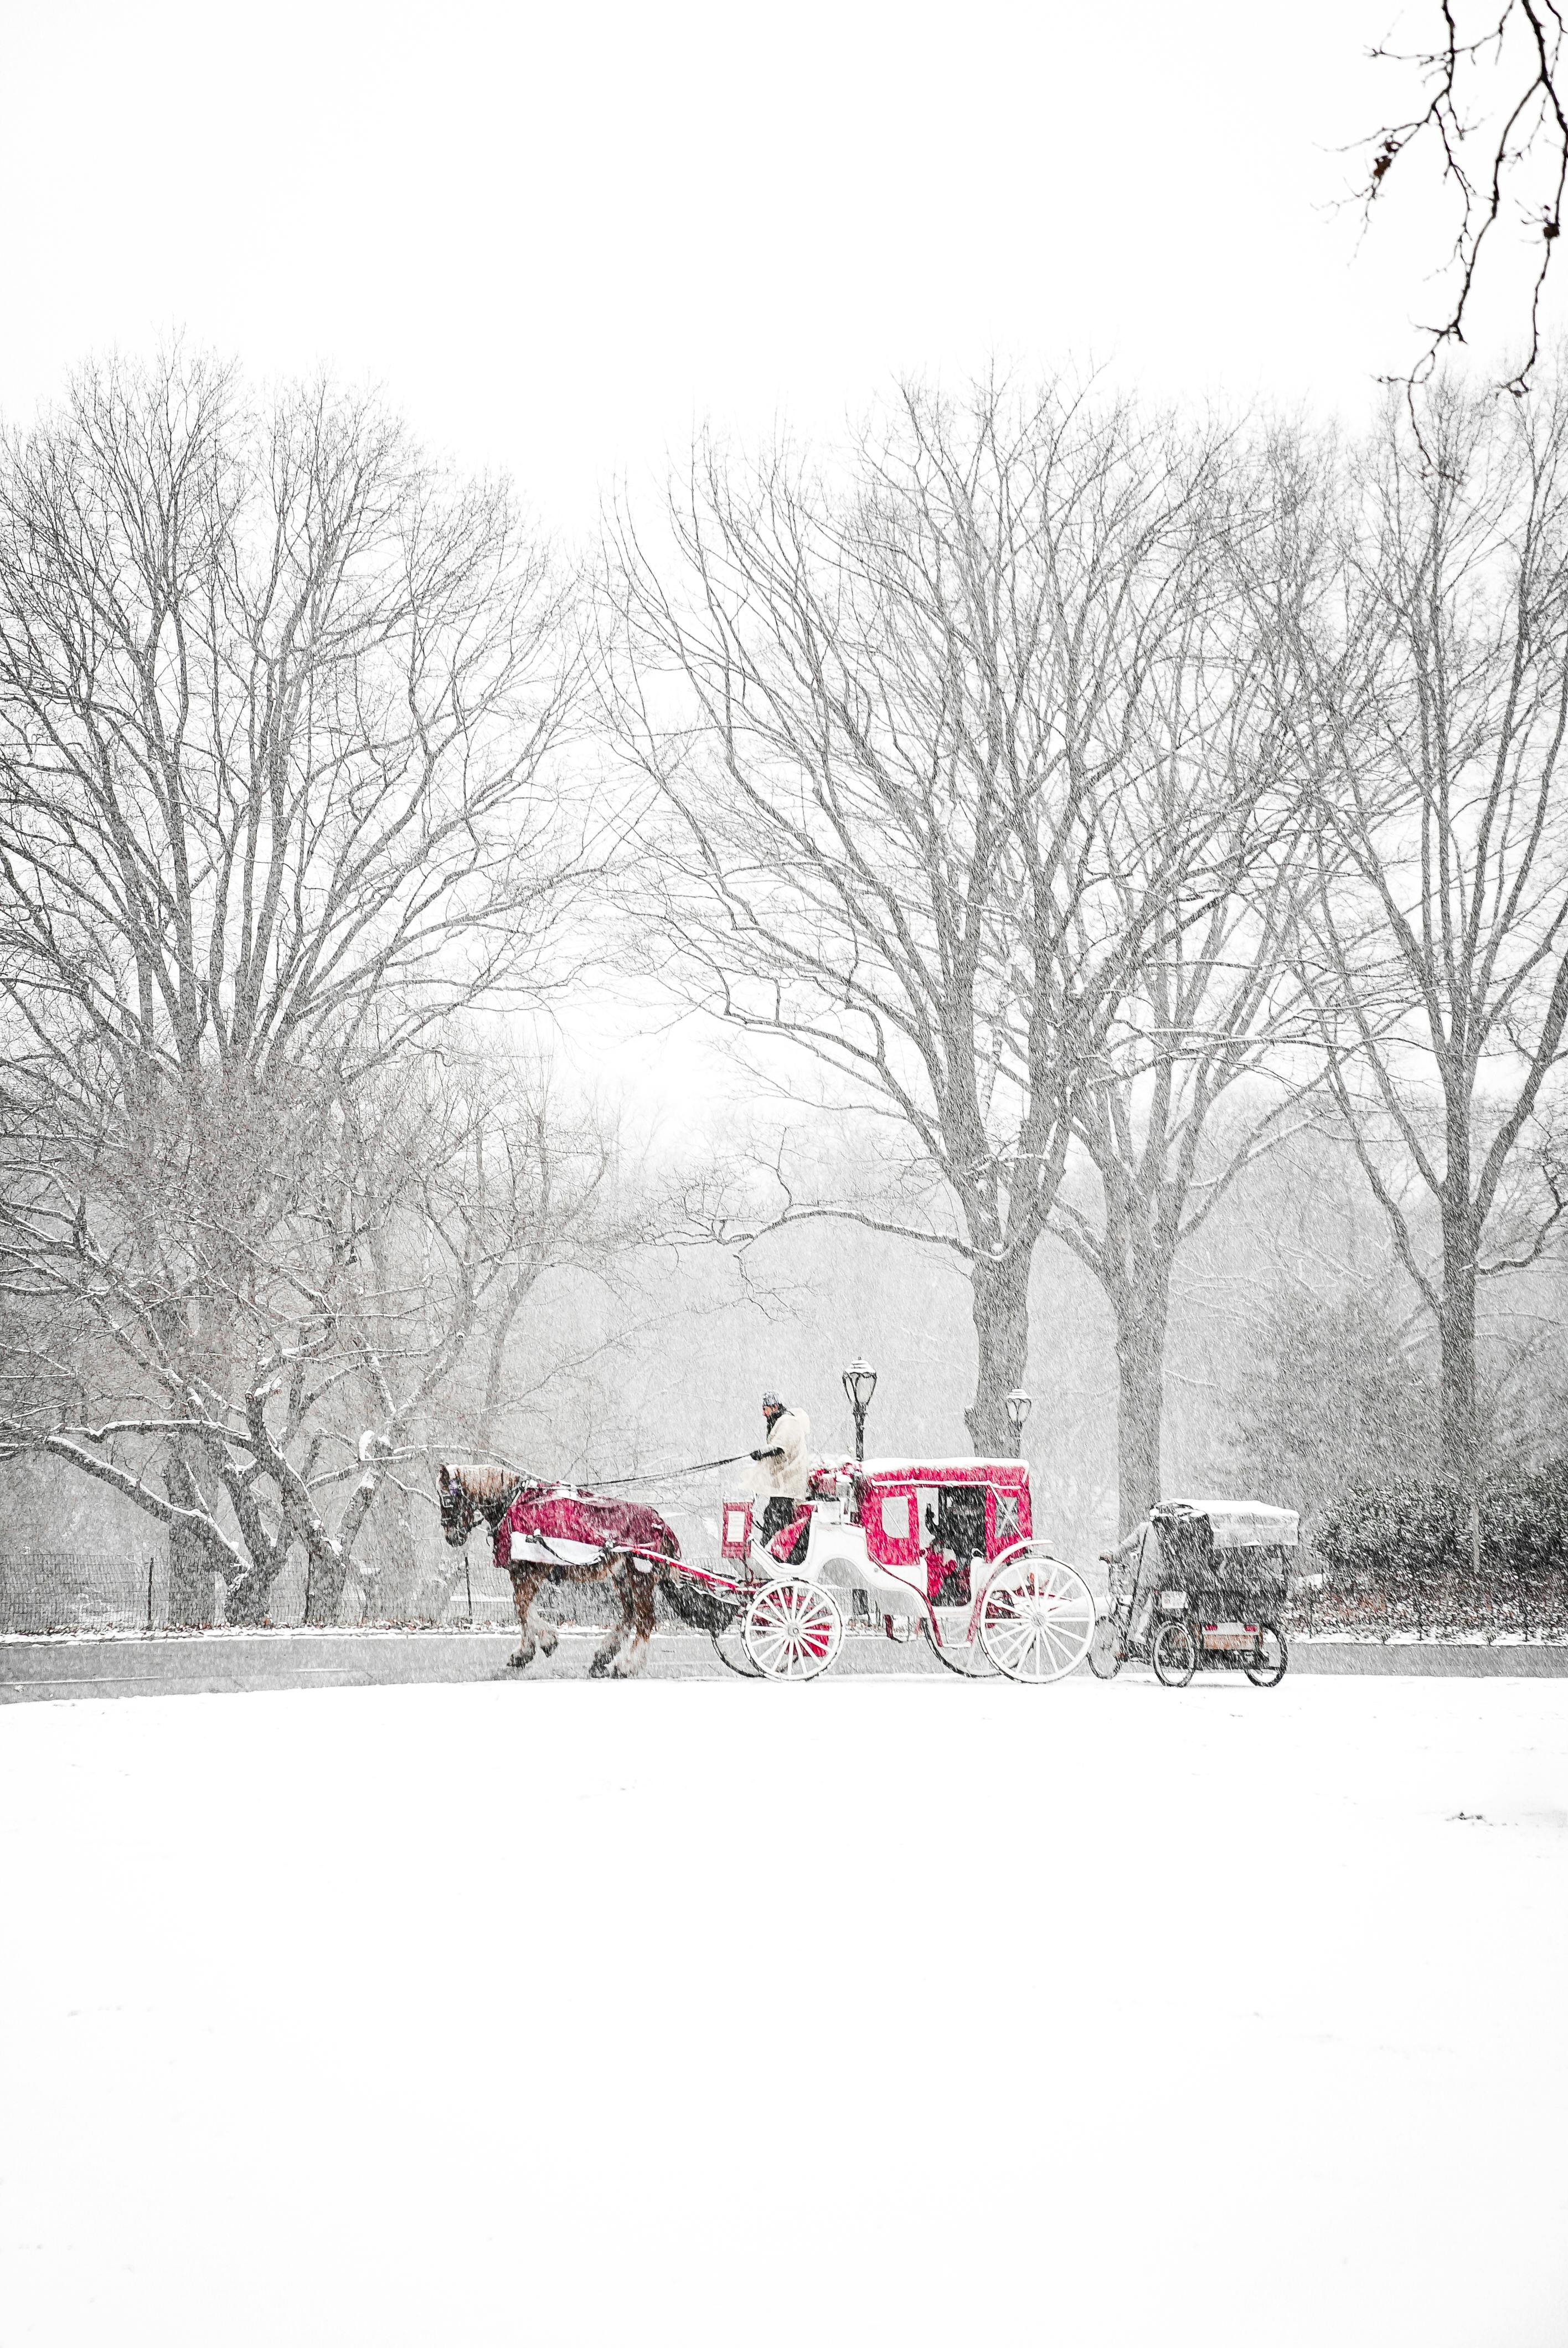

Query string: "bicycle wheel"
[1152, 1619, 1196, 1687]
[1087, 1618, 1124, 1681]
[1244, 1624, 1288, 1687]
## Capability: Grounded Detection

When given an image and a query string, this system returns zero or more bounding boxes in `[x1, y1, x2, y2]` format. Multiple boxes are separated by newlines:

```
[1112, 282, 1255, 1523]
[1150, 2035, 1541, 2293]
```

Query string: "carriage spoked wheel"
[1244, 1624, 1288, 1688]
[741, 1578, 844, 1682]
[978, 1552, 1096, 1684]
[1152, 1619, 1197, 1687]
[710, 1614, 764, 1677]
[1087, 1617, 1125, 1681]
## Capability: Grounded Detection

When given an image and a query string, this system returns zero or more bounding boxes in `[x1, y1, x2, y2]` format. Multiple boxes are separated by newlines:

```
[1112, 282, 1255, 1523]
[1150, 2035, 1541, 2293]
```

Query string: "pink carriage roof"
[854, 1458, 1029, 1486]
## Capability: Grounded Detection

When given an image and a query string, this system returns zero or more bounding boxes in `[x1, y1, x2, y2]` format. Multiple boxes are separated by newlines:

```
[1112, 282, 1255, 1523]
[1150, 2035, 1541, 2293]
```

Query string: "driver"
[1105, 1522, 1159, 1648]
[749, 1389, 811, 1547]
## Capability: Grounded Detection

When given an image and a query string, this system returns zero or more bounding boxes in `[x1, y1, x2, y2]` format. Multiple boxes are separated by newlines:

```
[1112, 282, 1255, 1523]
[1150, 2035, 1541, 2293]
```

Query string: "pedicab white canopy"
[1164, 1499, 1300, 1551]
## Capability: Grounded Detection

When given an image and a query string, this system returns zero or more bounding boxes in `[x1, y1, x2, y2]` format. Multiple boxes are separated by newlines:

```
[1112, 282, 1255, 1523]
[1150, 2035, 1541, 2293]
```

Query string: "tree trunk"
[221, 1557, 281, 1626]
[964, 1249, 1032, 1455]
[1438, 1197, 1480, 1495]
[1114, 1295, 1168, 1536]
[303, 1549, 349, 1625]
[166, 1521, 218, 1628]
[163, 1453, 218, 1628]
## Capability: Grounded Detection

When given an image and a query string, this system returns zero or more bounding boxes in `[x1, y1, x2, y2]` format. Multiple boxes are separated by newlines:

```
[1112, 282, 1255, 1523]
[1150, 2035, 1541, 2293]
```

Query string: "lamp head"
[1004, 1387, 1033, 1439]
[842, 1357, 878, 1416]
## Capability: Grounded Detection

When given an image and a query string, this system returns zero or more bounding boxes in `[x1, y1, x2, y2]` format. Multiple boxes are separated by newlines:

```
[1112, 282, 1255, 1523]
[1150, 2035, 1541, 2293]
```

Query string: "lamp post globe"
[842, 1357, 878, 1463]
[1004, 1387, 1032, 1450]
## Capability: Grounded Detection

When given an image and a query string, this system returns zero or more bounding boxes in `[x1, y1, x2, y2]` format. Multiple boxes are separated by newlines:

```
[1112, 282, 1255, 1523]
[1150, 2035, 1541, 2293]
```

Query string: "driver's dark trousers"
[759, 1495, 796, 1546]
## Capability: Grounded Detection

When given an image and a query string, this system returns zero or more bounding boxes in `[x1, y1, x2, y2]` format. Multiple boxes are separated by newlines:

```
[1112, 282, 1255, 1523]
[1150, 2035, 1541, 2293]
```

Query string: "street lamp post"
[1004, 1387, 1033, 1453]
[842, 1357, 878, 1463]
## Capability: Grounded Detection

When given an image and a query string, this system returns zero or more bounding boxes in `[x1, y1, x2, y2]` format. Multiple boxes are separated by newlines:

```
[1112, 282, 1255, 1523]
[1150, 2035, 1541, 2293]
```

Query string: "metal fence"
[0, 1549, 628, 1636]
[8, 1544, 1567, 1643]
[1288, 1565, 1568, 1642]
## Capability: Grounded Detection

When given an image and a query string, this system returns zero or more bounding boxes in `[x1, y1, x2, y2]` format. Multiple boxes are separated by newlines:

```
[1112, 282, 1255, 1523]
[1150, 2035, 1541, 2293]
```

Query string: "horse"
[436, 1463, 681, 1678]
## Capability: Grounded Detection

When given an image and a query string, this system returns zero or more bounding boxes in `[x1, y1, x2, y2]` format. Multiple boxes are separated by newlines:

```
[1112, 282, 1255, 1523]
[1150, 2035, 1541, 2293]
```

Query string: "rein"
[445, 1451, 754, 1530]
[590, 1451, 753, 1489]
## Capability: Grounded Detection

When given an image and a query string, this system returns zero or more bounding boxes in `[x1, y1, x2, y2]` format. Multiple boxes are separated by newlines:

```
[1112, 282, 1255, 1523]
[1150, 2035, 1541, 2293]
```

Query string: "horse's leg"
[525, 1564, 561, 1659]
[530, 1567, 559, 1659]
[507, 1567, 548, 1670]
[587, 1558, 635, 1678]
[608, 1563, 658, 1678]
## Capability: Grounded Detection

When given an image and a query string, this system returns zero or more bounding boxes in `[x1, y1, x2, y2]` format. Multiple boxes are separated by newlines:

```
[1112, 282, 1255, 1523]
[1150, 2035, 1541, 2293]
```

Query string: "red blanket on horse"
[493, 1482, 681, 1577]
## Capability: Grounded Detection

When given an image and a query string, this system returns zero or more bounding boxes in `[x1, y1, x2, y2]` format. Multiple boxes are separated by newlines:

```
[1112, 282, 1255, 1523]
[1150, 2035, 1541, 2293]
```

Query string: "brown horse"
[436, 1463, 678, 1677]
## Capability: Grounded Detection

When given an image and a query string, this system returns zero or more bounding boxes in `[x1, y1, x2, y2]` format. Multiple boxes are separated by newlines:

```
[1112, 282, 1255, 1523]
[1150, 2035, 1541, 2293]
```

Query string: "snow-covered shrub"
[1317, 1462, 1568, 1583]
[1311, 1464, 1568, 1634]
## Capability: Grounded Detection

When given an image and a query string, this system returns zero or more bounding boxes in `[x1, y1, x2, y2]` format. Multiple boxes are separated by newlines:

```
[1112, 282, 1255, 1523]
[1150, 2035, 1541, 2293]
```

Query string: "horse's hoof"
[538, 1628, 559, 1659]
[507, 1649, 535, 1673]
[587, 1651, 614, 1680]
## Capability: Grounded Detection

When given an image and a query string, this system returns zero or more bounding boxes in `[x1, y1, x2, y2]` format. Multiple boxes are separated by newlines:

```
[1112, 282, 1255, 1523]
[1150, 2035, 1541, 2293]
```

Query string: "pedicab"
[698, 1456, 1097, 1685]
[1087, 1499, 1297, 1688]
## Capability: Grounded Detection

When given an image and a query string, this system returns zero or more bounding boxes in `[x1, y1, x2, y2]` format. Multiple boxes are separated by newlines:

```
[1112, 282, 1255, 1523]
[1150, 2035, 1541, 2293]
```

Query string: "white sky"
[2, 0, 1549, 535]
[3, 0, 1555, 1131]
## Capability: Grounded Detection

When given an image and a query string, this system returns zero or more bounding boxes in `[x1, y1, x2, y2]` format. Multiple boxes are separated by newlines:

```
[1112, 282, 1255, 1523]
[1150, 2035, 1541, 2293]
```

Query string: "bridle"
[436, 1465, 532, 1547]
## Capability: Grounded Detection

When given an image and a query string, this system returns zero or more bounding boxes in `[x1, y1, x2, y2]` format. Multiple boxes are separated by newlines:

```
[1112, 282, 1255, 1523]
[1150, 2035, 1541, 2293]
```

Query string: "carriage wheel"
[742, 1579, 844, 1682]
[978, 1554, 1096, 1684]
[922, 1614, 1001, 1678]
[1152, 1620, 1196, 1687]
[710, 1619, 762, 1677]
[1244, 1625, 1288, 1688]
[1087, 1618, 1125, 1681]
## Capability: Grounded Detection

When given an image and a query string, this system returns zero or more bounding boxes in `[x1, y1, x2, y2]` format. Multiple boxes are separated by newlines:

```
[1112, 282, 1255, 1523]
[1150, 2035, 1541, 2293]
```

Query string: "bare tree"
[1359, 2, 1568, 395]
[0, 1048, 617, 1622]
[1050, 826, 1319, 1532]
[0, 351, 598, 1609]
[1040, 448, 1329, 1528]
[604, 379, 1256, 1453]
[1268, 379, 1568, 1493]
[0, 351, 588, 1107]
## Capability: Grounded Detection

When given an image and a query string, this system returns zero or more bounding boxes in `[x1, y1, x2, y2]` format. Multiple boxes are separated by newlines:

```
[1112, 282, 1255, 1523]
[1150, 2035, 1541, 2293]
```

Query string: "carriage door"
[938, 1485, 987, 1563]
[915, 1487, 940, 1556]
[933, 1484, 987, 1604]
[870, 1483, 921, 1578]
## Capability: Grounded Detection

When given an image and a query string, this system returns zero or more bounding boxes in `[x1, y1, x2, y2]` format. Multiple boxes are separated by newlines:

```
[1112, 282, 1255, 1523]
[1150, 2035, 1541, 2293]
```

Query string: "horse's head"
[436, 1464, 479, 1546]
[436, 1463, 528, 1547]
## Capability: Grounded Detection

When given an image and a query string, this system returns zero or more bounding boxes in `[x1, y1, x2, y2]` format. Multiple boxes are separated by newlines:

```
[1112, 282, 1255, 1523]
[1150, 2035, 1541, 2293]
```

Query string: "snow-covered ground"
[2, 1676, 1564, 2348]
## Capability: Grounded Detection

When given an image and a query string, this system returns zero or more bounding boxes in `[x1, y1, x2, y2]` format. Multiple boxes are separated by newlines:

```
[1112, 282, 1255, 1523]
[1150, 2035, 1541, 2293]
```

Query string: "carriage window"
[995, 1492, 1019, 1544]
[880, 1493, 913, 1541]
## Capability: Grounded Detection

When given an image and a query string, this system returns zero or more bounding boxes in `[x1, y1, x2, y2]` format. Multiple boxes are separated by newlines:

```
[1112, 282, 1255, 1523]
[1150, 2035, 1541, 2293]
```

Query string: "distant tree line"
[0, 357, 628, 1621]
[605, 372, 1568, 1533]
[2, 352, 1567, 1614]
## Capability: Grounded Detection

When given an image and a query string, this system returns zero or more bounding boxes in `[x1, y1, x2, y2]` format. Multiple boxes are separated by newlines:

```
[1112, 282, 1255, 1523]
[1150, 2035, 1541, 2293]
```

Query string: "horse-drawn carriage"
[706, 1455, 1098, 1683]
[436, 1453, 1099, 1685]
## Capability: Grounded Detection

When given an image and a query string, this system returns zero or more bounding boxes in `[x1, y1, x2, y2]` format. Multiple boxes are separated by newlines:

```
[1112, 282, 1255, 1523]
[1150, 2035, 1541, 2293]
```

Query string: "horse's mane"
[442, 1463, 533, 1503]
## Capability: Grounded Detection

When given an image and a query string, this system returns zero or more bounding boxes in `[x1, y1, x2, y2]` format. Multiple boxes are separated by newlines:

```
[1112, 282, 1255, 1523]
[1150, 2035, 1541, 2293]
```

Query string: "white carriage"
[702, 1455, 1097, 1685]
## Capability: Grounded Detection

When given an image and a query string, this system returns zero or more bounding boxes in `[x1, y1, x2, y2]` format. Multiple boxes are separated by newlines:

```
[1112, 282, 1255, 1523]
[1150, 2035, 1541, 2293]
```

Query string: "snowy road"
[6, 1626, 1568, 1703]
[2, 1676, 1565, 2347]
